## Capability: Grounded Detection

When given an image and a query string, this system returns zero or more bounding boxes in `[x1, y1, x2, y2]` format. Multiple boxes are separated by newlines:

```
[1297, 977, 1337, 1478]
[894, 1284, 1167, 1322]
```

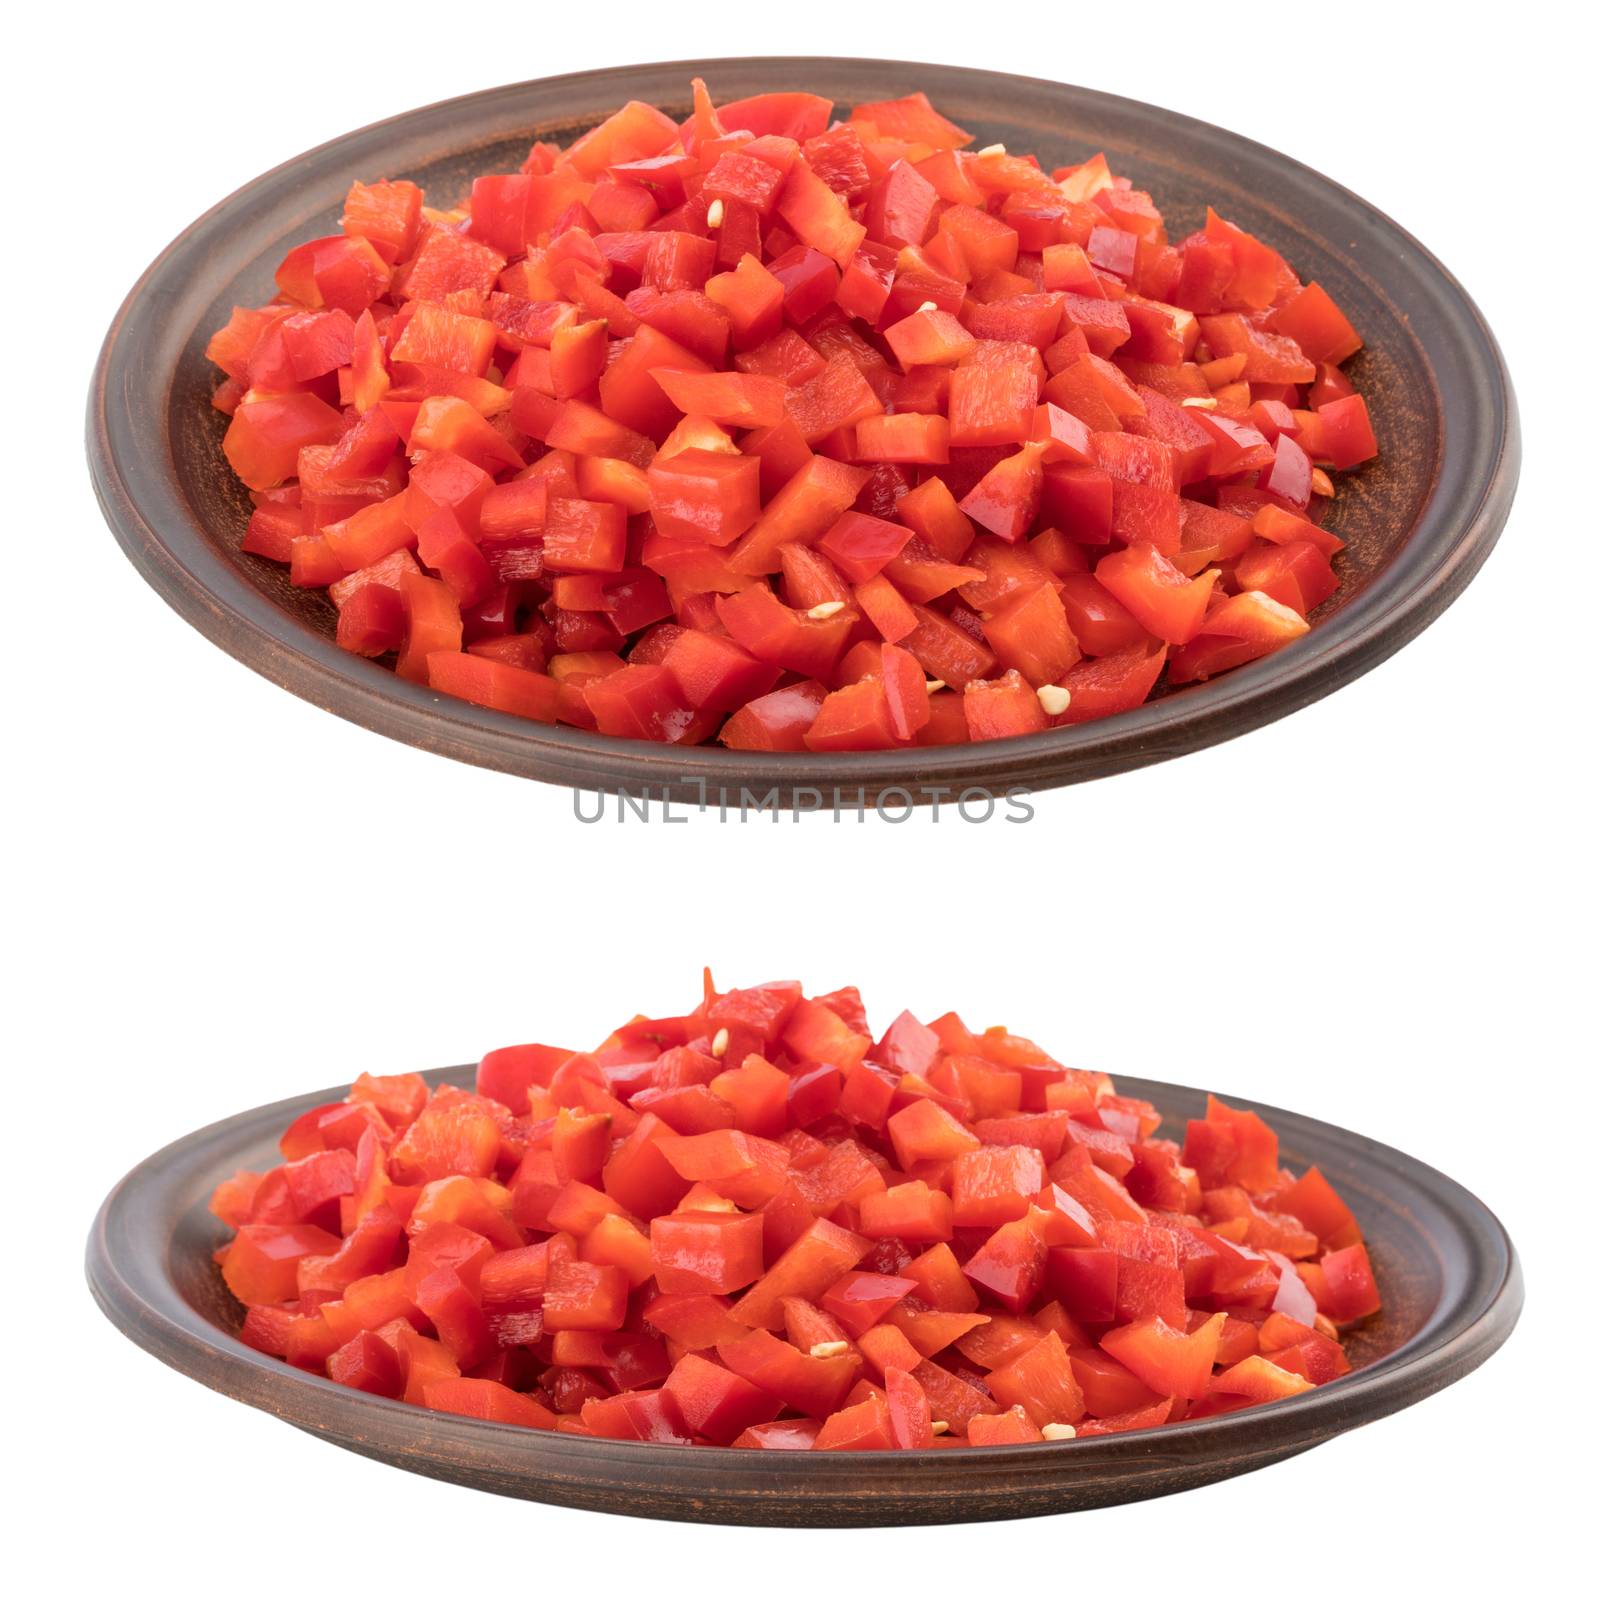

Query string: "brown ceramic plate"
[88, 58, 1519, 805]
[87, 1063, 1519, 1525]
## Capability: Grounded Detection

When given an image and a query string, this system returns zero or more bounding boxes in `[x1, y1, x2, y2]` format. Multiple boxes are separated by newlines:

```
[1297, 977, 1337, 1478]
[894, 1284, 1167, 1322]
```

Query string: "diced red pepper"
[205, 80, 1373, 742]
[213, 973, 1383, 1450]
[650, 1210, 766, 1295]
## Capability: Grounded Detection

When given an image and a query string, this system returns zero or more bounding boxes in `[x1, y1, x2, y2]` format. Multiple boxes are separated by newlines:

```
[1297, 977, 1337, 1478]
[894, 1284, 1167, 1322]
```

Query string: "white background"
[7, 3, 1590, 1591]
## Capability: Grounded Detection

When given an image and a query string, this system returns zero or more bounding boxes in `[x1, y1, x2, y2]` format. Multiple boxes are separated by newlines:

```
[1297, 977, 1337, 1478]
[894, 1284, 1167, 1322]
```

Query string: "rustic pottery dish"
[86, 1064, 1521, 1525]
[87, 58, 1519, 804]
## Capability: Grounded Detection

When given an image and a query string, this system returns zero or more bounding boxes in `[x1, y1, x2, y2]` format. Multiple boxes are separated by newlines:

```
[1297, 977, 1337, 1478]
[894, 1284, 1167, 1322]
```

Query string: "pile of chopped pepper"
[213, 977, 1381, 1446]
[209, 83, 1377, 748]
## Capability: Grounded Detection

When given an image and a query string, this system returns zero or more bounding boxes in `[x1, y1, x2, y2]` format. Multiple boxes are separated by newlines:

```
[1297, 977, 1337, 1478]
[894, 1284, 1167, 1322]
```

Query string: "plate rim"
[86, 1061, 1523, 1521]
[87, 56, 1521, 804]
